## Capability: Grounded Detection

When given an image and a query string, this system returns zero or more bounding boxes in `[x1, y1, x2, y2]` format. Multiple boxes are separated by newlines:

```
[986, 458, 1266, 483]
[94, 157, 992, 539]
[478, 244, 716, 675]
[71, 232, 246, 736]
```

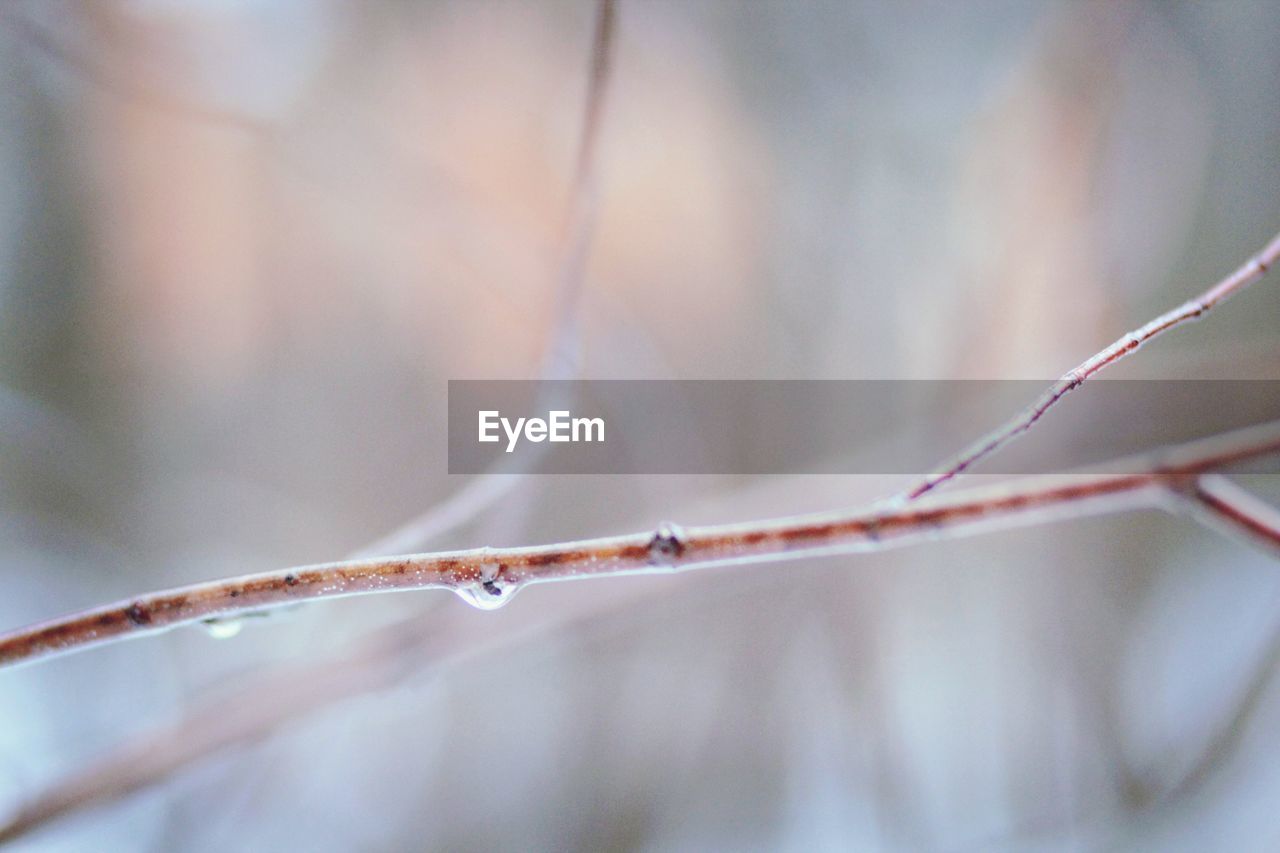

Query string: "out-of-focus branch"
[0, 3, 619, 843]
[0, 616, 452, 847]
[3, 421, 1280, 672]
[0, 556, 655, 847]
[545, 0, 615, 376]
[357, 0, 616, 559]
[1151, 616, 1280, 811]
[899, 230, 1280, 502]
[0, 7, 270, 133]
[1109, 477, 1280, 821]
[1119, 485, 1280, 838]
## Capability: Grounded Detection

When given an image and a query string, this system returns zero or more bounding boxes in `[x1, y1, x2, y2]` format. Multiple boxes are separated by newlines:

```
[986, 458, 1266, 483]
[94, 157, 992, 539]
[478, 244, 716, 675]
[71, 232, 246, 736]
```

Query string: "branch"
[355, 0, 616, 559]
[4, 421, 1279, 671]
[0, 3, 1273, 840]
[3, 425, 1280, 844]
[0, 7, 270, 134]
[898, 230, 1280, 502]
[0, 567, 619, 847]
[1180, 474, 1280, 556]
[1152, 614, 1280, 810]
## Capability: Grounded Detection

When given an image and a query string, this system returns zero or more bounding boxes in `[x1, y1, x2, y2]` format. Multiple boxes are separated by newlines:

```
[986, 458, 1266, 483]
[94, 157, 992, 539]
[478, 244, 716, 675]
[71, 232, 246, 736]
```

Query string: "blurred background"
[1, 0, 1279, 849]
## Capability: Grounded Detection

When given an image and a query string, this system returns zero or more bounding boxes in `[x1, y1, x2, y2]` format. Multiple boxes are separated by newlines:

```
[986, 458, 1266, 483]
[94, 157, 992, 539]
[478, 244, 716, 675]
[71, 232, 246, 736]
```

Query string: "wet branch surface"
[3, 421, 1279, 671]
[2, 424, 1280, 842]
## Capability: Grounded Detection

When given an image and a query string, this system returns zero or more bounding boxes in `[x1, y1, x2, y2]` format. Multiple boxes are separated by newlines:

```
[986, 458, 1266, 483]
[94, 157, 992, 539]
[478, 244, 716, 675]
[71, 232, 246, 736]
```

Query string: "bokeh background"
[1, 0, 1279, 850]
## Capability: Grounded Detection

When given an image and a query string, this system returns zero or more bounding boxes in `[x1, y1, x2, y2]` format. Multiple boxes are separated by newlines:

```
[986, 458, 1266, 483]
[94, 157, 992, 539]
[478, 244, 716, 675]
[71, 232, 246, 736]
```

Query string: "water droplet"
[453, 561, 519, 610]
[647, 521, 687, 567]
[202, 618, 244, 639]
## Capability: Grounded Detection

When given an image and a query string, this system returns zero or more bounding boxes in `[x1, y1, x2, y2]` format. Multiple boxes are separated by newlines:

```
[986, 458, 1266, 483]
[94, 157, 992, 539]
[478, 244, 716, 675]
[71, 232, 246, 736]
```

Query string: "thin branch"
[547, 0, 615, 364]
[0, 560, 637, 848]
[0, 7, 270, 133]
[1104, 475, 1280, 814]
[0, 617, 444, 846]
[357, 0, 616, 558]
[1180, 474, 1280, 557]
[898, 230, 1280, 502]
[3, 421, 1279, 671]
[1114, 513, 1280, 842]
[1152, 614, 1280, 810]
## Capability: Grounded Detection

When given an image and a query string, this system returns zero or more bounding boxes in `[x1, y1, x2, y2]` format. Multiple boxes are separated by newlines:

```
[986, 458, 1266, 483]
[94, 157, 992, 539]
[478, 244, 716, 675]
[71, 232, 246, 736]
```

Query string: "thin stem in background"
[0, 1, 619, 843]
[1112, 478, 1280, 845]
[357, 0, 616, 559]
[0, 6, 270, 133]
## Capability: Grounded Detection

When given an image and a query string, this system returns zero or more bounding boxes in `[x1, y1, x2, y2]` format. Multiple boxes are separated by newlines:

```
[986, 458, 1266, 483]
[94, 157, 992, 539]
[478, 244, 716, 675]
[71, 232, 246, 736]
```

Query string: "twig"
[0, 7, 270, 133]
[3, 421, 1279, 671]
[0, 616, 445, 846]
[898, 230, 1280, 502]
[1180, 474, 1280, 556]
[356, 0, 616, 559]
[1154, 616, 1280, 810]
[545, 0, 615, 370]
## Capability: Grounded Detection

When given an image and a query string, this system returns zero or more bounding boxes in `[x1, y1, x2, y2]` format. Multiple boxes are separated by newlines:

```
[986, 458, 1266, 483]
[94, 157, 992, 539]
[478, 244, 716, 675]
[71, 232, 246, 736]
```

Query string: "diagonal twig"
[899, 230, 1280, 503]
[0, 6, 270, 133]
[1179, 474, 1280, 557]
[356, 0, 616, 559]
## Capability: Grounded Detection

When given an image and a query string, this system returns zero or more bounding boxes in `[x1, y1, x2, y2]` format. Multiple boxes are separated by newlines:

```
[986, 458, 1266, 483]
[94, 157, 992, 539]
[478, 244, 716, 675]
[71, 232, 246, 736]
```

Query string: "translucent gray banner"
[447, 380, 1280, 475]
